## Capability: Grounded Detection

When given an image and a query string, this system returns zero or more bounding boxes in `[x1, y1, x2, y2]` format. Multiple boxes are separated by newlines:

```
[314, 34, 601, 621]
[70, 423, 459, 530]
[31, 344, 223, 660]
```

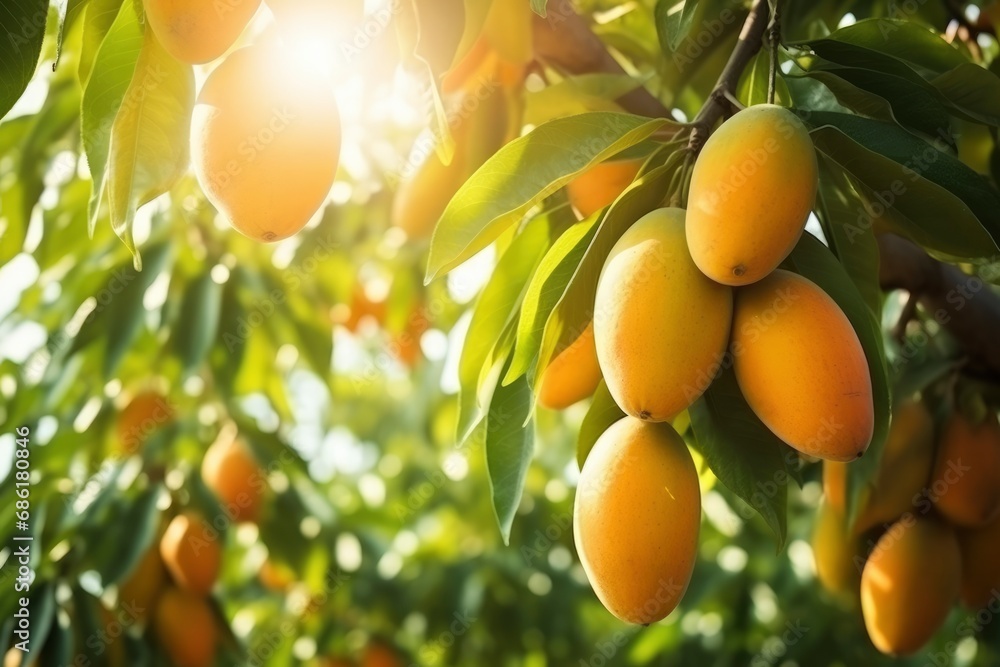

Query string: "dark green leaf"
[690, 367, 794, 548]
[426, 112, 675, 280]
[172, 273, 223, 378]
[577, 380, 625, 469]
[96, 485, 161, 586]
[485, 364, 534, 545]
[931, 64, 1000, 127]
[0, 0, 48, 120]
[803, 112, 1000, 258]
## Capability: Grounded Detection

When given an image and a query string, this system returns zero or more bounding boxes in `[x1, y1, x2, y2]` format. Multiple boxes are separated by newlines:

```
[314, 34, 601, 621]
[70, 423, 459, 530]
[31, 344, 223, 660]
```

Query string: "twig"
[767, 2, 780, 104]
[687, 0, 771, 155]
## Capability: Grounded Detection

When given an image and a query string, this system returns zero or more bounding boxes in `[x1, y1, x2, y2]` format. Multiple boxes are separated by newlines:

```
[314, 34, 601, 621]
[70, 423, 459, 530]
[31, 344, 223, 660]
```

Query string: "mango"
[860, 518, 960, 656]
[687, 104, 817, 286]
[566, 158, 643, 219]
[153, 587, 217, 667]
[958, 517, 1000, 609]
[732, 269, 873, 461]
[931, 411, 1000, 527]
[594, 207, 732, 421]
[144, 0, 261, 64]
[160, 512, 221, 595]
[822, 460, 848, 513]
[118, 546, 167, 622]
[812, 499, 862, 597]
[117, 391, 173, 456]
[201, 431, 266, 523]
[574, 417, 700, 624]
[538, 322, 602, 410]
[192, 42, 341, 242]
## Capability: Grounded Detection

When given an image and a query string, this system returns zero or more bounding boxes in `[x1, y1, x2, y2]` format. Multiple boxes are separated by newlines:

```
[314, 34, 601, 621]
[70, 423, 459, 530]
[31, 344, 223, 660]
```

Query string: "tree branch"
[688, 0, 770, 153]
[878, 234, 1000, 378]
[531, 7, 672, 119]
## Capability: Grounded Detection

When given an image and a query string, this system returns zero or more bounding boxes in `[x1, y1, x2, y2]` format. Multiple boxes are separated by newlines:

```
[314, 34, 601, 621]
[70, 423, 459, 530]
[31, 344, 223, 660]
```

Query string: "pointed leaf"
[486, 365, 534, 544]
[0, 0, 48, 119]
[171, 273, 223, 378]
[426, 112, 674, 280]
[577, 380, 625, 469]
[108, 25, 194, 266]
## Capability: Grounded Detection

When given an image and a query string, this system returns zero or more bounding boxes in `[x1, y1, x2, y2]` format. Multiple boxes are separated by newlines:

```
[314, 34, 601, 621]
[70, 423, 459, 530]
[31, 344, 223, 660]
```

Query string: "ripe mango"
[118, 546, 166, 622]
[594, 207, 732, 421]
[857, 400, 934, 531]
[153, 587, 217, 667]
[144, 0, 261, 64]
[538, 322, 602, 410]
[160, 512, 221, 595]
[931, 412, 1000, 527]
[192, 43, 341, 242]
[201, 431, 265, 523]
[812, 499, 862, 597]
[860, 518, 960, 656]
[566, 158, 643, 219]
[732, 269, 873, 461]
[574, 417, 700, 624]
[117, 391, 173, 455]
[958, 517, 1000, 609]
[687, 104, 817, 286]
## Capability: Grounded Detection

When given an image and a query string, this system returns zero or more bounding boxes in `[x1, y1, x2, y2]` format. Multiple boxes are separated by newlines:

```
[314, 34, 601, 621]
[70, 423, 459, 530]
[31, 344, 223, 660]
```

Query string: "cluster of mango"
[815, 400, 1000, 656]
[538, 104, 879, 624]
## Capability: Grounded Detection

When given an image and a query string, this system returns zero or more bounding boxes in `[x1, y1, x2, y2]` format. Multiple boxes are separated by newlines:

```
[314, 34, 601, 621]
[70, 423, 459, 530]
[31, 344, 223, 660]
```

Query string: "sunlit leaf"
[485, 362, 534, 544]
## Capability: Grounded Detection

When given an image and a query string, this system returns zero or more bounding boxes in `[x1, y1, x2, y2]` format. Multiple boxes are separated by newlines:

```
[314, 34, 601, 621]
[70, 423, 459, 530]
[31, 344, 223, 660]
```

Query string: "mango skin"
[192, 44, 340, 242]
[538, 322, 602, 410]
[732, 270, 873, 461]
[201, 433, 265, 523]
[812, 499, 862, 597]
[159, 512, 221, 595]
[861, 518, 960, 656]
[153, 587, 217, 667]
[958, 517, 1000, 609]
[931, 412, 1000, 527]
[144, 0, 261, 64]
[566, 158, 643, 219]
[574, 417, 700, 624]
[594, 207, 732, 422]
[687, 104, 818, 286]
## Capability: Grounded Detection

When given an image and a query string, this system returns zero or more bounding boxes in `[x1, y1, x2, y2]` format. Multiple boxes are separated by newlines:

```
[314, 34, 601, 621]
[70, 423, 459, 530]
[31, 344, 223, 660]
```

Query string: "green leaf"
[801, 19, 967, 78]
[931, 64, 1000, 127]
[457, 219, 550, 442]
[485, 363, 534, 545]
[655, 0, 700, 53]
[804, 112, 1000, 258]
[814, 155, 881, 317]
[737, 51, 791, 107]
[108, 25, 194, 267]
[101, 242, 172, 377]
[803, 60, 951, 137]
[530, 0, 547, 17]
[782, 232, 891, 525]
[172, 273, 223, 378]
[80, 0, 142, 233]
[79, 0, 124, 84]
[524, 74, 644, 125]
[97, 486, 162, 586]
[506, 212, 601, 385]
[0, 0, 48, 120]
[426, 112, 674, 281]
[577, 380, 624, 469]
[56, 0, 92, 69]
[689, 367, 794, 549]
[532, 160, 678, 390]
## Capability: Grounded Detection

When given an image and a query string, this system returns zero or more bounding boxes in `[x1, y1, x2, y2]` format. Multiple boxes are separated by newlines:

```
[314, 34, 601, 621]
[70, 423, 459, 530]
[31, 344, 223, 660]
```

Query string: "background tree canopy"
[2, 0, 1000, 665]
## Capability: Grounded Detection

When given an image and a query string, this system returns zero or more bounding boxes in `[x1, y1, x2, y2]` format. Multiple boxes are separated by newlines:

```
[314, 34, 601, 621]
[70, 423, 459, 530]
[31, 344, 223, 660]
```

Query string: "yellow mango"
[538, 323, 602, 410]
[574, 417, 700, 624]
[732, 270, 873, 461]
[192, 43, 341, 242]
[931, 412, 1000, 527]
[687, 104, 817, 285]
[861, 518, 960, 656]
[566, 158, 643, 220]
[812, 499, 862, 597]
[594, 207, 732, 421]
[144, 0, 261, 64]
